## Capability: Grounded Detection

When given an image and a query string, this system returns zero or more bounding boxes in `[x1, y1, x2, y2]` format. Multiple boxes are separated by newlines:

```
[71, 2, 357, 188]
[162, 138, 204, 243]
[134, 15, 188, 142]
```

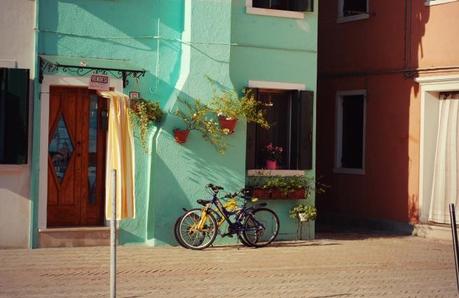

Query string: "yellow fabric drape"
[99, 91, 136, 220]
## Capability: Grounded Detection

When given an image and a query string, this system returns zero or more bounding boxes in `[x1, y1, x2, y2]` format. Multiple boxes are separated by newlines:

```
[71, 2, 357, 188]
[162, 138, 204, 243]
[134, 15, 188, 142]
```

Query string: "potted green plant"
[262, 176, 311, 199]
[247, 175, 310, 200]
[210, 89, 269, 134]
[175, 98, 227, 153]
[289, 204, 317, 222]
[129, 98, 164, 152]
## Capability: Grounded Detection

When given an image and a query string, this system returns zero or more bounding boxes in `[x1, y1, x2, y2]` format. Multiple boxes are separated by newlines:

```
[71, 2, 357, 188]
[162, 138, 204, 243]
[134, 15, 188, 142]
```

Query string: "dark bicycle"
[175, 184, 280, 250]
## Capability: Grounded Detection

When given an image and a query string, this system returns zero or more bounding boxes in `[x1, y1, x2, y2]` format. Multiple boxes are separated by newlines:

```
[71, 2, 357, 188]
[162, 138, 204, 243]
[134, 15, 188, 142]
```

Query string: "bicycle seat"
[197, 199, 211, 206]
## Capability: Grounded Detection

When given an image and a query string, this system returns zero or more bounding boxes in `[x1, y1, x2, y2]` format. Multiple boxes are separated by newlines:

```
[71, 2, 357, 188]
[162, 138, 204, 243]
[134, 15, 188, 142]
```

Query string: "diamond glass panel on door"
[49, 114, 74, 182]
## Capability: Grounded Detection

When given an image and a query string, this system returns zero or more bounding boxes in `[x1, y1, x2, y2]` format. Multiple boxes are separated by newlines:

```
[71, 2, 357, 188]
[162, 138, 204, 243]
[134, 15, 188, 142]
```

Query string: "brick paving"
[0, 234, 457, 297]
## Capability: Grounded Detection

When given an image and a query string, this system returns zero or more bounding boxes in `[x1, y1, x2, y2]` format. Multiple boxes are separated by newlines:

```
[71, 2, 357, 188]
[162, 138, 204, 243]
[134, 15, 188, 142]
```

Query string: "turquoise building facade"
[31, 0, 318, 247]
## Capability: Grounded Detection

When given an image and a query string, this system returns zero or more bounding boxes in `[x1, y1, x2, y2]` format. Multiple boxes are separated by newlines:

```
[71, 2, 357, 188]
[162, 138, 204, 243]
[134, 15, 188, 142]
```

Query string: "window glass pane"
[343, 0, 367, 16]
[49, 115, 74, 182]
[88, 95, 98, 205]
[0, 68, 29, 164]
[341, 95, 364, 168]
[252, 90, 291, 169]
[253, 0, 290, 10]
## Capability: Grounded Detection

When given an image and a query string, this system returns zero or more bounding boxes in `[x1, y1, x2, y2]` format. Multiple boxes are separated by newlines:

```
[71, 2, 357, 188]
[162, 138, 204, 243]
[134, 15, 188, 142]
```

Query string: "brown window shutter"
[298, 90, 314, 170]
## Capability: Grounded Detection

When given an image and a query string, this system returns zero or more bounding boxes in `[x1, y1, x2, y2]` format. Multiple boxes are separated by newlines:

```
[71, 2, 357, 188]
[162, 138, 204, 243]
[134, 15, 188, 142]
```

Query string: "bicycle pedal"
[221, 233, 233, 238]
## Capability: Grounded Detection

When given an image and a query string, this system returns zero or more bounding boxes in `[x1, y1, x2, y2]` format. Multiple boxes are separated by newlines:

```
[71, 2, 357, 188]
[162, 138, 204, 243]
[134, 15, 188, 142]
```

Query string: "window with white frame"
[252, 0, 313, 11]
[246, 0, 313, 19]
[246, 88, 313, 170]
[335, 91, 366, 173]
[425, 0, 458, 6]
[338, 0, 369, 22]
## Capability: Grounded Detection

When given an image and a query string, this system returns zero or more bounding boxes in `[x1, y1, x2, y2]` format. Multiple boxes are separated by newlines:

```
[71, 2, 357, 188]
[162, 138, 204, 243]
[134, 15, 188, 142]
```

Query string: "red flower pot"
[265, 160, 277, 170]
[174, 129, 190, 144]
[288, 189, 306, 200]
[218, 116, 238, 134]
[270, 188, 285, 199]
[269, 188, 305, 200]
[252, 188, 271, 199]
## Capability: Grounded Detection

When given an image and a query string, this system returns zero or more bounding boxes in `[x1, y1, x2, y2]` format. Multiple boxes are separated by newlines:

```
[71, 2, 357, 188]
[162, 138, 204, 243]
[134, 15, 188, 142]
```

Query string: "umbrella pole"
[449, 203, 459, 293]
[110, 170, 117, 298]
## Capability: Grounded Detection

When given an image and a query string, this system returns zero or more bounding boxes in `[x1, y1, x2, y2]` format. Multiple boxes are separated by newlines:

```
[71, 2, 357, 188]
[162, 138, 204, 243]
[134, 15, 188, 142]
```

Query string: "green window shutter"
[291, 90, 313, 170]
[0, 68, 29, 164]
[289, 0, 313, 12]
[245, 88, 258, 170]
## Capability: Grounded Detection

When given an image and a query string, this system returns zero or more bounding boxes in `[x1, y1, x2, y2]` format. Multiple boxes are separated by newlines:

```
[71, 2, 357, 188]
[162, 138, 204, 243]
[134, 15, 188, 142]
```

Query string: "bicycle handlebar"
[206, 183, 224, 193]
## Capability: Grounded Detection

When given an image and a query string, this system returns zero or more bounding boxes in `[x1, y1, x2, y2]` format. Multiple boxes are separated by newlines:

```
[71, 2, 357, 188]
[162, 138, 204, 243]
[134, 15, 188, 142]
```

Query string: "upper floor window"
[247, 0, 313, 19]
[334, 90, 366, 174]
[246, 88, 313, 170]
[253, 0, 313, 11]
[425, 0, 458, 6]
[0, 68, 29, 164]
[338, 0, 369, 23]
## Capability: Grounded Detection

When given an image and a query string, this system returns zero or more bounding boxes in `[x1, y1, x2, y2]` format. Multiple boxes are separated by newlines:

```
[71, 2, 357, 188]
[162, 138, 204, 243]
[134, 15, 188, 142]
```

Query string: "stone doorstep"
[39, 227, 110, 248]
[413, 224, 453, 241]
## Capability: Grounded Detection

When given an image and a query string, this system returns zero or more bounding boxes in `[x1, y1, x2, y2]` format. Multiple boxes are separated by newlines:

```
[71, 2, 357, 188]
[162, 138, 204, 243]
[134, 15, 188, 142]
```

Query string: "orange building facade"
[317, 0, 459, 233]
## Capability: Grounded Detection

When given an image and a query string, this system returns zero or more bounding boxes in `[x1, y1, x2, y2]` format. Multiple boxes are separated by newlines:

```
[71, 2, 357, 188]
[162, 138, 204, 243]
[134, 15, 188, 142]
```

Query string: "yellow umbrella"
[99, 91, 136, 220]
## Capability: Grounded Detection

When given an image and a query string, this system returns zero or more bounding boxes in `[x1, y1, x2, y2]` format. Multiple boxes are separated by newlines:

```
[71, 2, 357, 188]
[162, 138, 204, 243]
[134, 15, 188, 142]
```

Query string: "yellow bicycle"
[175, 184, 280, 250]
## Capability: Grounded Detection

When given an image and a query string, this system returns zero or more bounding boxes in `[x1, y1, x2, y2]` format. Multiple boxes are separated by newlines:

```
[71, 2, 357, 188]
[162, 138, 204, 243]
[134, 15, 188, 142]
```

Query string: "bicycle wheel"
[177, 209, 218, 250]
[174, 208, 201, 249]
[242, 208, 280, 247]
[237, 233, 253, 247]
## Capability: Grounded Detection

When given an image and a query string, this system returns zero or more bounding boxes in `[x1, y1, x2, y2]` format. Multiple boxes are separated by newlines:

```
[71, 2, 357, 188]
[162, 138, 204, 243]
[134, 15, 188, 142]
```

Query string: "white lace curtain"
[429, 93, 459, 224]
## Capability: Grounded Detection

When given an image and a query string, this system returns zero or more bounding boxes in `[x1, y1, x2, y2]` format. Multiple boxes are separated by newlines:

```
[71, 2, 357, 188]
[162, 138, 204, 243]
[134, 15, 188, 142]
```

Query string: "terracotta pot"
[265, 160, 277, 170]
[252, 188, 271, 199]
[218, 116, 238, 134]
[174, 129, 190, 144]
[288, 189, 306, 200]
[269, 188, 284, 199]
[269, 188, 305, 200]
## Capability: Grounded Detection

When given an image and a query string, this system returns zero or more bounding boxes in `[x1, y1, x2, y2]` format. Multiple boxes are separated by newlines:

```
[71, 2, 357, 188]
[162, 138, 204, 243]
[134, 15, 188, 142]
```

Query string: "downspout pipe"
[30, 0, 41, 248]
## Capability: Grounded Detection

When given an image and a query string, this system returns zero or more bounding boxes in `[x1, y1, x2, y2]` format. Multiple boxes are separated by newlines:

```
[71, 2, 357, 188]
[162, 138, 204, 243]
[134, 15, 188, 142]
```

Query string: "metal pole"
[449, 203, 459, 293]
[110, 170, 117, 298]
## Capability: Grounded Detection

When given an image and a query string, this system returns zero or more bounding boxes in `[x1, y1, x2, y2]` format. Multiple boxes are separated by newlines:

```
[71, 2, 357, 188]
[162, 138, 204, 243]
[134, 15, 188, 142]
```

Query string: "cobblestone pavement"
[0, 234, 457, 297]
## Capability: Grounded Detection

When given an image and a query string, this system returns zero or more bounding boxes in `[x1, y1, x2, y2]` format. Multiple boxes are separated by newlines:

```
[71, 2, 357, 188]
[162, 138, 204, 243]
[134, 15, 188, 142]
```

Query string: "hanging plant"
[210, 88, 270, 134]
[129, 98, 164, 152]
[175, 98, 227, 153]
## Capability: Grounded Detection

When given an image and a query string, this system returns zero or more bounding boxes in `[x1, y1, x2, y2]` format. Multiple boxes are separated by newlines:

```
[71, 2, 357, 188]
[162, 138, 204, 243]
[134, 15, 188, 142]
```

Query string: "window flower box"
[251, 187, 306, 200]
[270, 188, 305, 200]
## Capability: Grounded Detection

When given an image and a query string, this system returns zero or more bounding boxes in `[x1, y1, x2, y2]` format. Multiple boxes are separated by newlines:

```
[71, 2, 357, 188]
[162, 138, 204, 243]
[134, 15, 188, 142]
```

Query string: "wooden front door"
[47, 86, 107, 227]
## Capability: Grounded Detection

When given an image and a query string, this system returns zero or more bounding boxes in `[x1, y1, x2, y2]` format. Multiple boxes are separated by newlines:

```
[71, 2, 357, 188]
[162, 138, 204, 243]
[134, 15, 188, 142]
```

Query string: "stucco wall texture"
[32, 0, 318, 247]
[0, 0, 35, 248]
[317, 1, 459, 226]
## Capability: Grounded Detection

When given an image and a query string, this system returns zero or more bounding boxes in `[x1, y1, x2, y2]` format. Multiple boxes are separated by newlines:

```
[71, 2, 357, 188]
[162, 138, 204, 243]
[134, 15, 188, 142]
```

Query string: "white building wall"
[0, 0, 35, 248]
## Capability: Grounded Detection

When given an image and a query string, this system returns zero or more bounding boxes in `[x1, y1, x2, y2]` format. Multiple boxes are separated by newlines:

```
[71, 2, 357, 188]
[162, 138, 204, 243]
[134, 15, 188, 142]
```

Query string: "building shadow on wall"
[316, 1, 429, 235]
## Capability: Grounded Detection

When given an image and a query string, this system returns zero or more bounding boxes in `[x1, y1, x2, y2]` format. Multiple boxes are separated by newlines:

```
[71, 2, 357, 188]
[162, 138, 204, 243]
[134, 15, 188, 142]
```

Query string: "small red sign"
[88, 74, 110, 91]
[129, 91, 140, 99]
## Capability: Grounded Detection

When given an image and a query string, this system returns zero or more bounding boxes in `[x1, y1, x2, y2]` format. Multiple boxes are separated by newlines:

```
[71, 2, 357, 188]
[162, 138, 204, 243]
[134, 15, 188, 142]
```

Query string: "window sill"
[247, 169, 305, 177]
[337, 13, 369, 23]
[246, 6, 305, 19]
[333, 168, 365, 175]
[425, 0, 458, 6]
[0, 164, 29, 174]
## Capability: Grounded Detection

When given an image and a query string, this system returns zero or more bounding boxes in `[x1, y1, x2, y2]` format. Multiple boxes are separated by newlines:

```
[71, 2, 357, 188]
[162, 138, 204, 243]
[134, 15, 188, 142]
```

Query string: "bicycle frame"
[204, 190, 264, 236]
